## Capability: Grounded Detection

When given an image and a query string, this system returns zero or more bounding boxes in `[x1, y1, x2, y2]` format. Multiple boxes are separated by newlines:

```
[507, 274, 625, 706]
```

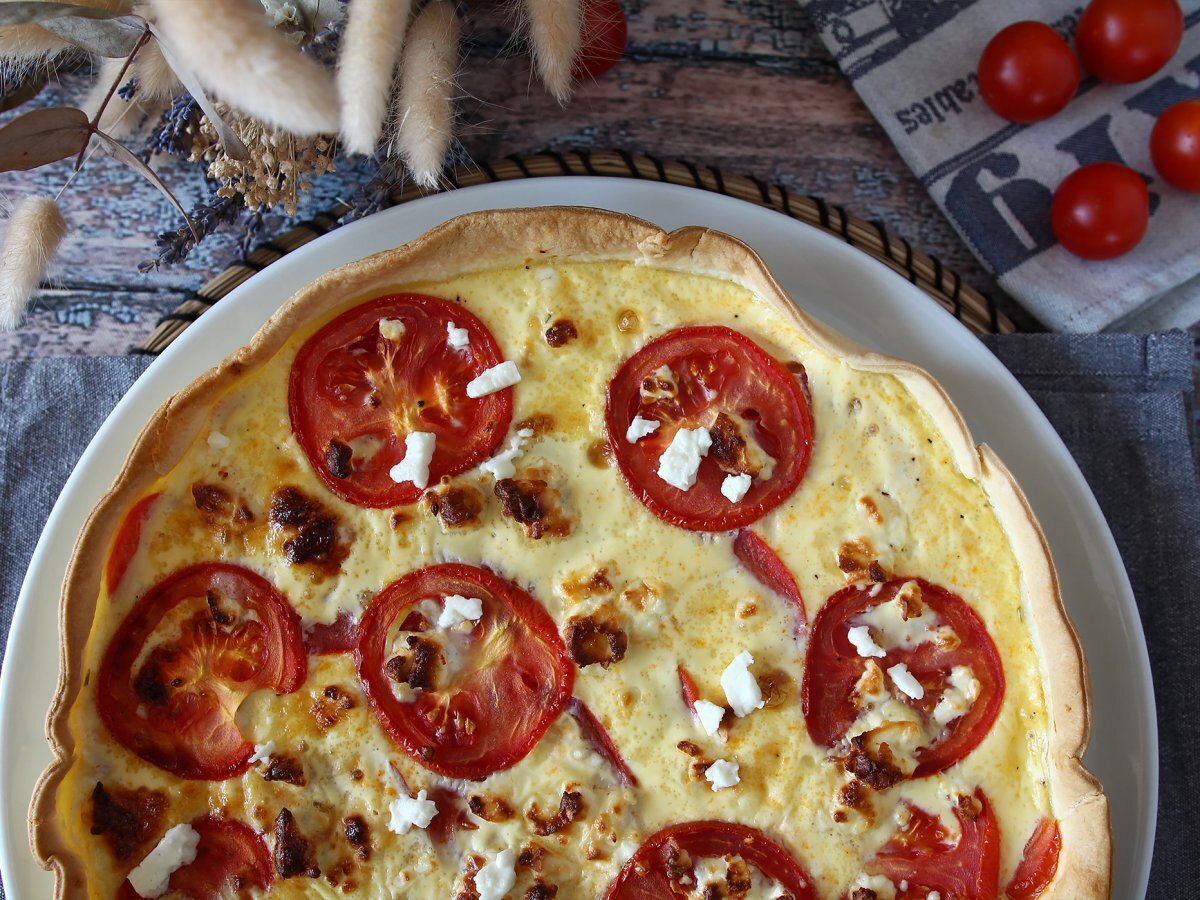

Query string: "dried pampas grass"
[0, 24, 75, 70]
[0, 197, 67, 332]
[338, 0, 413, 156]
[390, 0, 458, 189]
[131, 38, 181, 103]
[525, 0, 580, 105]
[147, 0, 339, 137]
[79, 56, 141, 137]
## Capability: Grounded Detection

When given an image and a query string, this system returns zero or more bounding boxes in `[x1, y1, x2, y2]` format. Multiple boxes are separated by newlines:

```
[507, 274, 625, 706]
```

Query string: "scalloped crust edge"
[30, 207, 1111, 897]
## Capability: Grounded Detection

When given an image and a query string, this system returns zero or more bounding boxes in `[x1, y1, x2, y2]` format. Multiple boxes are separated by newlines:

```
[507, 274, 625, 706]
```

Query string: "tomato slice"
[802, 578, 1004, 778]
[865, 789, 1000, 898]
[1006, 818, 1061, 899]
[565, 697, 638, 787]
[603, 820, 816, 899]
[118, 815, 272, 900]
[289, 294, 514, 508]
[106, 492, 161, 594]
[356, 563, 574, 780]
[605, 326, 813, 531]
[97, 563, 306, 780]
[733, 528, 807, 634]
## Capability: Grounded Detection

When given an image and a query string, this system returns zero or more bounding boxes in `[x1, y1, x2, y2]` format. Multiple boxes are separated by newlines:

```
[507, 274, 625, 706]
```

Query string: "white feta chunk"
[388, 789, 438, 835]
[127, 824, 200, 898]
[467, 361, 521, 398]
[438, 594, 483, 628]
[720, 472, 753, 502]
[932, 665, 980, 725]
[704, 759, 740, 791]
[625, 415, 661, 443]
[657, 427, 711, 491]
[852, 873, 897, 899]
[379, 317, 406, 341]
[887, 662, 925, 700]
[388, 432, 436, 489]
[248, 741, 275, 765]
[693, 855, 729, 890]
[480, 428, 534, 481]
[206, 431, 230, 450]
[446, 321, 470, 349]
[721, 651, 764, 718]
[847, 625, 887, 659]
[474, 848, 517, 900]
[693, 698, 725, 736]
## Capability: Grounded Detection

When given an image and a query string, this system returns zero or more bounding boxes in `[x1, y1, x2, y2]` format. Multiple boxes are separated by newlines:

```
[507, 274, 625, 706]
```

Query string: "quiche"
[30, 208, 1110, 898]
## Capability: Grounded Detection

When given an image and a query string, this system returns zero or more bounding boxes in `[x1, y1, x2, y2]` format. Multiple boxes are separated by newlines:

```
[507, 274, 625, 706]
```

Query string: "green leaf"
[92, 130, 198, 243]
[0, 107, 90, 172]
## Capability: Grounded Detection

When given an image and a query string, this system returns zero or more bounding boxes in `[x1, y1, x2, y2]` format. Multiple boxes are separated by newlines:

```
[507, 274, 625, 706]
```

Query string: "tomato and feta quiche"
[31, 208, 1110, 898]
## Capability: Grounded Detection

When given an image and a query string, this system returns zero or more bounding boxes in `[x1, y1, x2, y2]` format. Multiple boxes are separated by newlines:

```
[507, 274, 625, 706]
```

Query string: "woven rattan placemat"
[137, 150, 1013, 354]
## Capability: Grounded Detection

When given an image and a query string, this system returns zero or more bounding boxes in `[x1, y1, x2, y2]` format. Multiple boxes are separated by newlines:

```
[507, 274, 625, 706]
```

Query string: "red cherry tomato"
[978, 21, 1080, 123]
[356, 563, 574, 780]
[603, 820, 816, 899]
[866, 789, 1001, 898]
[1151, 99, 1200, 192]
[574, 0, 627, 81]
[290, 293, 513, 509]
[106, 492, 160, 594]
[118, 815, 273, 900]
[1006, 818, 1062, 899]
[802, 578, 1004, 779]
[1050, 162, 1150, 260]
[605, 326, 813, 532]
[733, 528, 807, 634]
[97, 563, 307, 780]
[1076, 0, 1184, 84]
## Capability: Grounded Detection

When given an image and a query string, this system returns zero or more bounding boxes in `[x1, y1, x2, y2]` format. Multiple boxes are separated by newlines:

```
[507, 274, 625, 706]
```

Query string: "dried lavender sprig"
[117, 76, 138, 101]
[302, 18, 346, 68]
[145, 93, 200, 158]
[340, 159, 402, 224]
[139, 192, 242, 272]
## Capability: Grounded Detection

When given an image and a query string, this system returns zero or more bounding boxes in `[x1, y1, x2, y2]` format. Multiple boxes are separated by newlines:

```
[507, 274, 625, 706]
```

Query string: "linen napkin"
[1, 338, 1197, 894]
[799, 0, 1200, 333]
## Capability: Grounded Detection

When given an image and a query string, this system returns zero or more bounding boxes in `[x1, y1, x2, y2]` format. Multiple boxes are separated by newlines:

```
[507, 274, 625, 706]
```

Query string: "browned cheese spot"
[89, 782, 167, 860]
[311, 684, 356, 731]
[421, 484, 484, 530]
[527, 790, 585, 836]
[385, 635, 442, 692]
[586, 439, 612, 468]
[836, 538, 889, 583]
[544, 320, 578, 347]
[343, 815, 370, 861]
[563, 614, 628, 668]
[467, 794, 516, 822]
[273, 808, 320, 879]
[757, 668, 795, 708]
[269, 486, 352, 573]
[262, 754, 306, 786]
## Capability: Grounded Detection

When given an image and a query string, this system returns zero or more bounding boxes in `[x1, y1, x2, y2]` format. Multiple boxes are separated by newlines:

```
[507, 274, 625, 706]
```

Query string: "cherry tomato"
[118, 815, 272, 900]
[978, 21, 1080, 123]
[97, 564, 307, 780]
[1006, 818, 1062, 899]
[1050, 162, 1150, 260]
[356, 563, 574, 780]
[574, 0, 627, 81]
[733, 528, 807, 634]
[106, 492, 160, 594]
[866, 789, 1001, 898]
[1151, 99, 1200, 192]
[1076, 0, 1184, 84]
[802, 578, 1004, 779]
[290, 293, 513, 509]
[605, 326, 813, 532]
[603, 821, 816, 899]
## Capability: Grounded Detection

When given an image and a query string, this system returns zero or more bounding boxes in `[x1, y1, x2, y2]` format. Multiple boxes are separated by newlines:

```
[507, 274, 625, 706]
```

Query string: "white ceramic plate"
[0, 179, 1155, 898]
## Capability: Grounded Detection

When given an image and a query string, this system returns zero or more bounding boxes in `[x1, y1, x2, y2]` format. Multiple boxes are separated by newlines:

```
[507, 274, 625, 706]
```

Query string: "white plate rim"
[0, 178, 1156, 898]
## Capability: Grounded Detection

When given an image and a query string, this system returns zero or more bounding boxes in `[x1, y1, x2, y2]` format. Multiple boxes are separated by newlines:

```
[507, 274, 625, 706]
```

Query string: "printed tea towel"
[799, 0, 1200, 332]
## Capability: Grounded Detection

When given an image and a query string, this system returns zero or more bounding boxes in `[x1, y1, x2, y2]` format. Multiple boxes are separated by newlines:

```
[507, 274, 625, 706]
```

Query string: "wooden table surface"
[1, 0, 1198, 422]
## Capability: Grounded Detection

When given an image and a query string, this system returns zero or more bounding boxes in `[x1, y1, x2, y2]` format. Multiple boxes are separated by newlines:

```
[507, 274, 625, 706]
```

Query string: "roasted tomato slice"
[864, 789, 1000, 898]
[1006, 818, 1061, 899]
[604, 820, 816, 899]
[356, 563, 574, 780]
[106, 492, 161, 594]
[605, 326, 813, 531]
[289, 293, 513, 508]
[120, 815, 273, 900]
[802, 578, 1003, 779]
[97, 563, 306, 780]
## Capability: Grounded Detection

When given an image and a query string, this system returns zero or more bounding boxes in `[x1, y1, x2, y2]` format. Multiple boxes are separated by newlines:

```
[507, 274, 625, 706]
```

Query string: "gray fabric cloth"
[799, 0, 1200, 333]
[1, 341, 1196, 895]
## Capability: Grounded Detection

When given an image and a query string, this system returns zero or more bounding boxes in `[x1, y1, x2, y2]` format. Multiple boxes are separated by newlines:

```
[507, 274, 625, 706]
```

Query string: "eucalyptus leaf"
[40, 14, 146, 57]
[150, 29, 249, 162]
[0, 107, 90, 172]
[92, 130, 198, 242]
[0, 2, 142, 27]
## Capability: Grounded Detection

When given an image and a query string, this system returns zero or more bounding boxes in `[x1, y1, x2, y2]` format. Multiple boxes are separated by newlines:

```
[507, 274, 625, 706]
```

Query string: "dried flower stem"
[74, 27, 150, 169]
[391, 0, 459, 189]
[337, 0, 412, 155]
[0, 196, 67, 331]
[525, 0, 580, 105]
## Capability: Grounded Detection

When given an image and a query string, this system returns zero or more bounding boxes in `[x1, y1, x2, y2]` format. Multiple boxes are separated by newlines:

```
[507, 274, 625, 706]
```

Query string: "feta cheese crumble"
[721, 651, 765, 717]
[206, 431, 230, 450]
[438, 594, 483, 628]
[248, 741, 275, 765]
[379, 317, 406, 341]
[480, 428, 535, 480]
[127, 824, 200, 898]
[474, 848, 517, 900]
[388, 432, 436, 489]
[932, 665, 980, 725]
[467, 361, 521, 398]
[720, 472, 752, 502]
[847, 625, 887, 659]
[657, 427, 711, 491]
[625, 415, 661, 443]
[388, 789, 438, 835]
[705, 759, 740, 791]
[446, 321, 470, 349]
[887, 662, 925, 700]
[693, 698, 725, 736]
